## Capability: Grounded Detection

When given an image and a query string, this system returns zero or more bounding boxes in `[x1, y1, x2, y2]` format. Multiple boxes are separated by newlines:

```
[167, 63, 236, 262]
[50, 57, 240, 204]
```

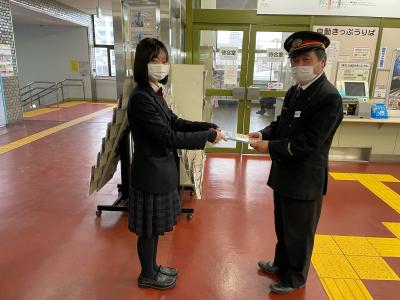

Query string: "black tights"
[137, 235, 160, 279]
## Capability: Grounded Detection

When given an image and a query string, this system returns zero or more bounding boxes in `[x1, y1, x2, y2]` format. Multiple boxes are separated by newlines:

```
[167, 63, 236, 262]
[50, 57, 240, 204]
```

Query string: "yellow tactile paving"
[367, 237, 400, 257]
[58, 101, 115, 107]
[333, 236, 380, 256]
[23, 108, 61, 118]
[90, 101, 117, 105]
[330, 172, 399, 182]
[347, 255, 400, 280]
[313, 235, 342, 255]
[0, 107, 113, 155]
[352, 173, 400, 182]
[360, 180, 400, 200]
[320, 278, 336, 300]
[23, 101, 116, 118]
[383, 222, 400, 239]
[57, 101, 87, 108]
[319, 173, 400, 298]
[330, 172, 400, 213]
[313, 233, 400, 298]
[329, 173, 356, 180]
[311, 254, 359, 279]
[321, 278, 373, 300]
[345, 279, 374, 300]
[358, 180, 400, 214]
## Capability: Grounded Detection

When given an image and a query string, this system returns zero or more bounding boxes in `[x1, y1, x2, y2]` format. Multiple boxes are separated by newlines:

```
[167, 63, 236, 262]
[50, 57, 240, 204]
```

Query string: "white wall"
[14, 24, 92, 101]
[95, 78, 117, 100]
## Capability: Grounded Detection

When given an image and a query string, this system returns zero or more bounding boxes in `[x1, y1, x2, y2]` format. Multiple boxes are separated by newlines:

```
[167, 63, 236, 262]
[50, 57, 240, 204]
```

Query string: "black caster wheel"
[187, 214, 193, 220]
[96, 210, 102, 217]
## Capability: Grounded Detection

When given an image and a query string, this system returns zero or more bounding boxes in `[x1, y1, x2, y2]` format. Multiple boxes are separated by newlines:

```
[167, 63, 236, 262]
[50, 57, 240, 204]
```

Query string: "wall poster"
[129, 7, 159, 49]
[0, 45, 14, 77]
[387, 49, 400, 110]
[352, 47, 371, 60]
[336, 62, 371, 82]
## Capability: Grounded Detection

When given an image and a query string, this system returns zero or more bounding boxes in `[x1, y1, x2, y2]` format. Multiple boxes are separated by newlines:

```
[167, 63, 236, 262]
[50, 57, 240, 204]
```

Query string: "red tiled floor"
[1, 106, 400, 299]
[0, 103, 112, 146]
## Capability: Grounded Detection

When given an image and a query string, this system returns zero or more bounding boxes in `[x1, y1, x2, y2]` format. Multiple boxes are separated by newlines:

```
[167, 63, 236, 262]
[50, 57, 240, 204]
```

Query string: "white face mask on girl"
[148, 63, 170, 82]
[290, 66, 317, 85]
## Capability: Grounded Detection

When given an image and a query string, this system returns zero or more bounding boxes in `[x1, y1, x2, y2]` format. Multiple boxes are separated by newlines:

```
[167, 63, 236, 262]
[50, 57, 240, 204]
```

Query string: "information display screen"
[344, 81, 367, 97]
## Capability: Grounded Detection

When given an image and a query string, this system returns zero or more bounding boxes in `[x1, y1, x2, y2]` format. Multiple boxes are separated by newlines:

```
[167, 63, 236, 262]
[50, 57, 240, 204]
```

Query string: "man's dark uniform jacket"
[261, 73, 343, 200]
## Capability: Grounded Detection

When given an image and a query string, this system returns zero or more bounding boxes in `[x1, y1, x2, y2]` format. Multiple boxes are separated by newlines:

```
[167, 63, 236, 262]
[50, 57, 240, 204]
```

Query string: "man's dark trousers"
[273, 191, 323, 287]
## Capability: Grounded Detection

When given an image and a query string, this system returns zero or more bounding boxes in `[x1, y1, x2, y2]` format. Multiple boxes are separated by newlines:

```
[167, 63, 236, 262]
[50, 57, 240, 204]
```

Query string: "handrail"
[20, 85, 57, 98]
[22, 87, 58, 103]
[20, 79, 85, 109]
[21, 83, 57, 99]
[20, 81, 56, 93]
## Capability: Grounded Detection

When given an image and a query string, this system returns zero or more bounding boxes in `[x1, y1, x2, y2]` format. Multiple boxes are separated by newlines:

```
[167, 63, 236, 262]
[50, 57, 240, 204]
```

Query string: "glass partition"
[199, 30, 244, 89]
[252, 31, 294, 90]
[204, 96, 239, 149]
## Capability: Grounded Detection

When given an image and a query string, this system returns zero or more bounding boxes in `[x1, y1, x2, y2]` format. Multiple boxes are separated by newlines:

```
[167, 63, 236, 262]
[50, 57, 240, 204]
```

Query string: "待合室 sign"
[265, 48, 285, 63]
[219, 47, 239, 61]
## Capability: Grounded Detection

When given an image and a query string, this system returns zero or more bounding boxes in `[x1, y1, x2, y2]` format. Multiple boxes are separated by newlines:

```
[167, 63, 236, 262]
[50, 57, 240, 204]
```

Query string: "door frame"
[241, 24, 309, 154]
[193, 24, 250, 153]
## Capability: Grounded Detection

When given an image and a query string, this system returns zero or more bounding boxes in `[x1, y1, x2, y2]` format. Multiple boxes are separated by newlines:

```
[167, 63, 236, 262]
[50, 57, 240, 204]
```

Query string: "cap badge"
[292, 38, 303, 48]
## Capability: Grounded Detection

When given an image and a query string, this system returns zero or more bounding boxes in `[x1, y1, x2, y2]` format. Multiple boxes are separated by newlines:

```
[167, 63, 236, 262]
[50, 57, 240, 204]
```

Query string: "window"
[93, 15, 115, 77]
[253, 31, 294, 90]
[199, 30, 244, 89]
[110, 49, 116, 76]
[95, 48, 109, 76]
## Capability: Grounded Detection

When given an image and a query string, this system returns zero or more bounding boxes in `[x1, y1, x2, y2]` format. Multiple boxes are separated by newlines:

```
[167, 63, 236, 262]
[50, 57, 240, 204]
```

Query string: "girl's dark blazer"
[127, 84, 215, 193]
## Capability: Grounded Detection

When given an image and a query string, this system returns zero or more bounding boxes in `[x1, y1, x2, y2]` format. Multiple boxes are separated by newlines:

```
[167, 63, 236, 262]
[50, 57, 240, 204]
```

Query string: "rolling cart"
[96, 131, 194, 220]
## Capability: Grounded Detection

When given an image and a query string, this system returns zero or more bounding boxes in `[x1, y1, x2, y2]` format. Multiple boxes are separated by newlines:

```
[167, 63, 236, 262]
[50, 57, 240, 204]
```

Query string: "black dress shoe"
[138, 272, 176, 290]
[270, 280, 305, 294]
[258, 261, 279, 275]
[158, 265, 178, 277]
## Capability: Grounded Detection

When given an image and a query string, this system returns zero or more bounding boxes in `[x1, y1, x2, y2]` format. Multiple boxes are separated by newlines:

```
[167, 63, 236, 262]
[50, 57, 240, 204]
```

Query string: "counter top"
[342, 117, 400, 124]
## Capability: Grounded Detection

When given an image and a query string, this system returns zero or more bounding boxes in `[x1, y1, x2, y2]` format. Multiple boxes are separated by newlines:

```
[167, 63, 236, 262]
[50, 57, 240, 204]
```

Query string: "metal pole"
[61, 82, 64, 104]
[56, 84, 59, 105]
[82, 79, 86, 100]
[29, 87, 32, 108]
[112, 0, 125, 98]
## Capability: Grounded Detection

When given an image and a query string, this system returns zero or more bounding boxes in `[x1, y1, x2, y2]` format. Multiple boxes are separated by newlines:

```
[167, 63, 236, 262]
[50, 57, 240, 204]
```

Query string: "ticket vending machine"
[336, 80, 372, 119]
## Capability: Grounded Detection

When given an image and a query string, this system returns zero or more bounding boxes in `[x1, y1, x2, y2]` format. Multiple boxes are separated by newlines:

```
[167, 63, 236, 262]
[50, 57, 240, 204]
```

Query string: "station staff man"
[249, 31, 343, 294]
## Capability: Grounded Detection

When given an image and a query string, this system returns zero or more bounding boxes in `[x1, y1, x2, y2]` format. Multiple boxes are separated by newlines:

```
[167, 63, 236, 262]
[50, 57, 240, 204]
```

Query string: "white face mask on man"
[290, 66, 317, 85]
[148, 63, 170, 82]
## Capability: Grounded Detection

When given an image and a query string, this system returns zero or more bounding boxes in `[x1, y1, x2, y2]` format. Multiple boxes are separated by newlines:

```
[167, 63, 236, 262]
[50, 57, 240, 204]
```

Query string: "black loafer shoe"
[138, 272, 176, 290]
[159, 265, 178, 277]
[270, 281, 305, 294]
[258, 261, 280, 275]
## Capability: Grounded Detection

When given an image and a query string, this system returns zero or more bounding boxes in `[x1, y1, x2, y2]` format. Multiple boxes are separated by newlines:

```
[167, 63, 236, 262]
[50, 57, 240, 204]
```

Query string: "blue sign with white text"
[0, 75, 7, 127]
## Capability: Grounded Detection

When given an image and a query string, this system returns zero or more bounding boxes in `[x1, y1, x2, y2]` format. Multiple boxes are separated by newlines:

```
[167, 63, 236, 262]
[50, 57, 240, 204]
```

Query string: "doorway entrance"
[193, 24, 308, 153]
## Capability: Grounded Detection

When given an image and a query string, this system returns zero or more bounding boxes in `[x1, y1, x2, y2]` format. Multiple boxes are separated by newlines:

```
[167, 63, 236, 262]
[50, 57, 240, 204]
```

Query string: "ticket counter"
[330, 117, 400, 162]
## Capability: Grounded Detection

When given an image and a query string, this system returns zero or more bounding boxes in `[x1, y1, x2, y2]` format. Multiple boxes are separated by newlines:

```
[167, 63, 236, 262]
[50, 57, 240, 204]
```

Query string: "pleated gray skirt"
[128, 187, 181, 237]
